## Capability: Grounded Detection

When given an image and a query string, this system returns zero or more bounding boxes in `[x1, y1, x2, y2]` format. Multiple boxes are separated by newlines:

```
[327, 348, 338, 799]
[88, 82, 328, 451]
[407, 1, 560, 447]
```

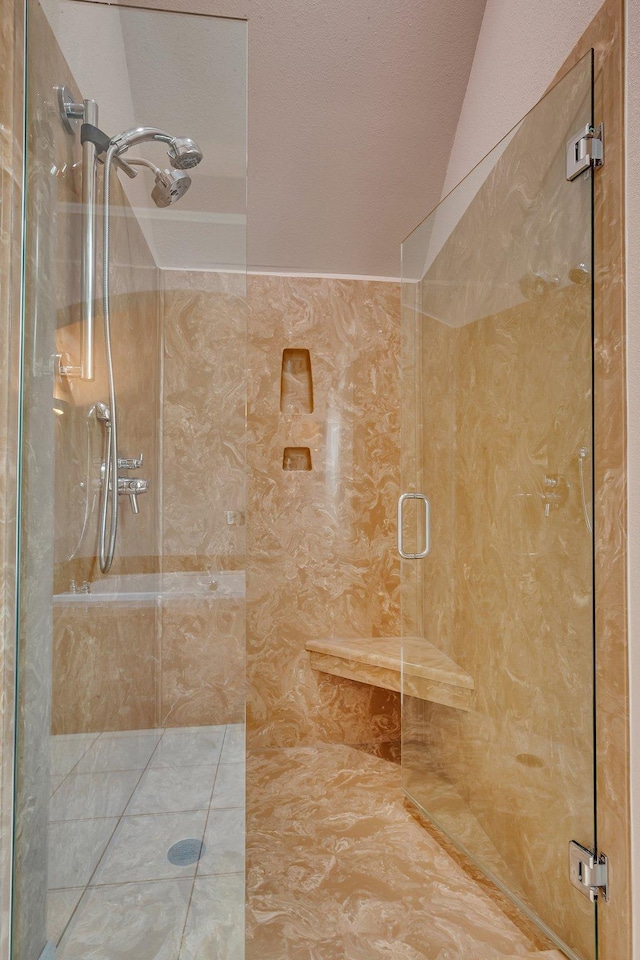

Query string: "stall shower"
[6, 0, 620, 958]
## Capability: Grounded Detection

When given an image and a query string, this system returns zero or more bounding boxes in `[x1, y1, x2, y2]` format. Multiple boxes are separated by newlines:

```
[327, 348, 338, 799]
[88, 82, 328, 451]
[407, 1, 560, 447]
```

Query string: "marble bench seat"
[306, 636, 474, 712]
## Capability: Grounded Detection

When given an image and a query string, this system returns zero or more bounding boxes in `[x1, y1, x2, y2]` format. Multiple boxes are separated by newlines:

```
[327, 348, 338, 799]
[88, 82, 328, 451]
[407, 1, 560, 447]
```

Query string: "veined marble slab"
[306, 636, 474, 711]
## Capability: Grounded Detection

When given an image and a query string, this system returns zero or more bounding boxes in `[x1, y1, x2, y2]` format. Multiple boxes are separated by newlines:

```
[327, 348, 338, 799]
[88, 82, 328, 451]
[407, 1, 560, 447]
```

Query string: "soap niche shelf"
[283, 447, 312, 471]
[280, 348, 314, 414]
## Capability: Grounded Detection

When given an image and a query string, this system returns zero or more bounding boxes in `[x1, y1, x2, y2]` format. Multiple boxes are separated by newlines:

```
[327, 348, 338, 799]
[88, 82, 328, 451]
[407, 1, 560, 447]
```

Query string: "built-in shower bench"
[305, 636, 474, 711]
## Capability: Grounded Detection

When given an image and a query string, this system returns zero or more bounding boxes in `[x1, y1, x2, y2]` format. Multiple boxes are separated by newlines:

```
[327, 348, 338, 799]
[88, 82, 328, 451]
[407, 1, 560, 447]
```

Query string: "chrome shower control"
[542, 474, 569, 518]
[118, 453, 144, 470]
[118, 477, 149, 514]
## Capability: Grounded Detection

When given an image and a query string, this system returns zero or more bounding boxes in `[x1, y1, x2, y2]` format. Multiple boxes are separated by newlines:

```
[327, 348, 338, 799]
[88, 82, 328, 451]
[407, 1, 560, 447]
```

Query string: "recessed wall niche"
[280, 348, 314, 414]
[283, 447, 312, 471]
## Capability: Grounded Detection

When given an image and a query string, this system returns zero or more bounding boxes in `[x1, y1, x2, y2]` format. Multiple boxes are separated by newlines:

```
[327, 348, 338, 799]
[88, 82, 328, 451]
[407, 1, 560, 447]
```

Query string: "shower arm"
[111, 127, 177, 154]
[123, 156, 163, 175]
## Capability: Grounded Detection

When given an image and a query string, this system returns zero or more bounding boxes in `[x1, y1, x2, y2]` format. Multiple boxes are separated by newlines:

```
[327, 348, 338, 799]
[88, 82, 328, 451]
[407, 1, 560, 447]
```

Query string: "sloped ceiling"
[44, 0, 488, 277]
[244, 0, 488, 277]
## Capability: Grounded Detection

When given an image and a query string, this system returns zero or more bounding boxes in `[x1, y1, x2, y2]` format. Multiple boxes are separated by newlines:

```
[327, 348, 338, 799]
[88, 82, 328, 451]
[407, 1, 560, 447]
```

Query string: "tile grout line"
[176, 723, 230, 960]
[49, 733, 100, 791]
[48, 805, 239, 824]
[49, 870, 244, 894]
[51, 724, 241, 955]
[52, 727, 168, 949]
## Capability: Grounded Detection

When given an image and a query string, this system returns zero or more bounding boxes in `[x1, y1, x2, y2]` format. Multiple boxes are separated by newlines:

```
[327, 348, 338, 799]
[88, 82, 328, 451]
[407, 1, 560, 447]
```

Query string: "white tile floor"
[47, 724, 245, 960]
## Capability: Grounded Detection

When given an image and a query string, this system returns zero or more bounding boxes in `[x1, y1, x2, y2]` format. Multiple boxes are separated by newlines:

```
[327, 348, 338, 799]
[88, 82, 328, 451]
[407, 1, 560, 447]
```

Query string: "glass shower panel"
[13, 2, 246, 958]
[401, 54, 595, 960]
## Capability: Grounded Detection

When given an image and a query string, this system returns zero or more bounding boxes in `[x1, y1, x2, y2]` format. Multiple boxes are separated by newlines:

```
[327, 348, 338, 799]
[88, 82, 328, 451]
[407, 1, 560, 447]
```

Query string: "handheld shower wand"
[97, 126, 203, 572]
[578, 447, 593, 535]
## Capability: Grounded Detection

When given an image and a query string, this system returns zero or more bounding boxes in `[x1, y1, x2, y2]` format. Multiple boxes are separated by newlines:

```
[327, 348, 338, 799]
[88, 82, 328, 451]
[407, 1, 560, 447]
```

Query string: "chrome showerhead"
[111, 126, 203, 170]
[167, 137, 203, 170]
[151, 167, 192, 207]
[125, 156, 192, 207]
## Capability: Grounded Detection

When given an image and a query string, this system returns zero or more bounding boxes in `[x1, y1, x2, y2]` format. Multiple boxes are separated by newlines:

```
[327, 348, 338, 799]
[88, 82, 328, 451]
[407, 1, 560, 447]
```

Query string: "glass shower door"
[400, 54, 596, 959]
[12, 3, 247, 959]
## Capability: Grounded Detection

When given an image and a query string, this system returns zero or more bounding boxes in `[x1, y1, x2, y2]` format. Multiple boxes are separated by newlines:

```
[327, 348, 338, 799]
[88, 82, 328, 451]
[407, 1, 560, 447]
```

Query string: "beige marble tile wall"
[0, 0, 23, 955]
[160, 270, 246, 728]
[159, 595, 245, 727]
[161, 270, 246, 568]
[246, 274, 402, 752]
[52, 602, 158, 733]
[545, 3, 631, 956]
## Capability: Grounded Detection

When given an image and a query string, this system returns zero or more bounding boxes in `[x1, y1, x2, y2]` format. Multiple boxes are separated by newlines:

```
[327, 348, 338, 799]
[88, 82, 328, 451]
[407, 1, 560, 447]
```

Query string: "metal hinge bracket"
[566, 123, 604, 181]
[569, 841, 608, 902]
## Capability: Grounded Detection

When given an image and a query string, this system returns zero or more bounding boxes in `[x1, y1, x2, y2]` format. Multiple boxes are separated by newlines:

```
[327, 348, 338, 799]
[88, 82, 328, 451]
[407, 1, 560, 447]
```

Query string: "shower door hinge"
[566, 123, 604, 181]
[568, 841, 608, 902]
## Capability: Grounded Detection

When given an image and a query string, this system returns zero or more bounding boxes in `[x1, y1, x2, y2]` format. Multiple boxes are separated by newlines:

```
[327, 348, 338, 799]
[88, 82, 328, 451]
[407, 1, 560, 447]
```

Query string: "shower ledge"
[306, 636, 474, 712]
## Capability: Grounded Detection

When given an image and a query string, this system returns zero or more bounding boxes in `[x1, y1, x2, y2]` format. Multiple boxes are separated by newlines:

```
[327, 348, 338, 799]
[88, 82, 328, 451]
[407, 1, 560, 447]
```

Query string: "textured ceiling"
[45, 0, 488, 277]
[246, 0, 488, 277]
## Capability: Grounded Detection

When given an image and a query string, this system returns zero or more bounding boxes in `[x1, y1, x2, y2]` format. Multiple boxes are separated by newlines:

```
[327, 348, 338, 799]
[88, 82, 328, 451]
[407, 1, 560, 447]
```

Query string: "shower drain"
[167, 838, 205, 866]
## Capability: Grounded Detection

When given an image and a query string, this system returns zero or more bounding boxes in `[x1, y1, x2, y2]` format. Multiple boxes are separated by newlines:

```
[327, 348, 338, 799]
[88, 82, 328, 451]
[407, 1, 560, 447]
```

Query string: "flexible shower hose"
[98, 144, 120, 573]
[578, 447, 593, 536]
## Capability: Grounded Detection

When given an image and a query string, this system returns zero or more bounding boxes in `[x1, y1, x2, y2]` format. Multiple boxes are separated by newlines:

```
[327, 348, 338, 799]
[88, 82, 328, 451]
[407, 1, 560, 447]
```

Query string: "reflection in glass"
[401, 53, 595, 960]
[13, 2, 246, 958]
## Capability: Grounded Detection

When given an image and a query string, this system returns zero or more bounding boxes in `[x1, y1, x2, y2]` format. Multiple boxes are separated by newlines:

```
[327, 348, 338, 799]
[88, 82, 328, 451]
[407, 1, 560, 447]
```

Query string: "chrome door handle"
[397, 493, 431, 559]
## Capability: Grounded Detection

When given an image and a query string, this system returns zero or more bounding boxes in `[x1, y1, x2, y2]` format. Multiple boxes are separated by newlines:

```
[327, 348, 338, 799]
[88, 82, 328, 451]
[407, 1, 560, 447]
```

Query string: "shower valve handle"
[118, 453, 143, 470]
[117, 477, 149, 514]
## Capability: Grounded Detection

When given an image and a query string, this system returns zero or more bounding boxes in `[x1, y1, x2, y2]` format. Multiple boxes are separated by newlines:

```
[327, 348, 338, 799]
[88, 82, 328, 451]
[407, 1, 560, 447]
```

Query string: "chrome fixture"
[565, 123, 604, 181]
[397, 493, 431, 560]
[118, 453, 144, 471]
[94, 399, 117, 571]
[99, 126, 201, 569]
[151, 168, 191, 207]
[568, 263, 590, 284]
[56, 86, 98, 381]
[126, 156, 193, 207]
[195, 570, 219, 592]
[578, 447, 593, 534]
[94, 397, 149, 566]
[57, 89, 203, 571]
[569, 841, 608, 901]
[66, 402, 107, 563]
[541, 474, 569, 517]
[110, 126, 203, 169]
[69, 580, 91, 595]
[117, 477, 150, 515]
